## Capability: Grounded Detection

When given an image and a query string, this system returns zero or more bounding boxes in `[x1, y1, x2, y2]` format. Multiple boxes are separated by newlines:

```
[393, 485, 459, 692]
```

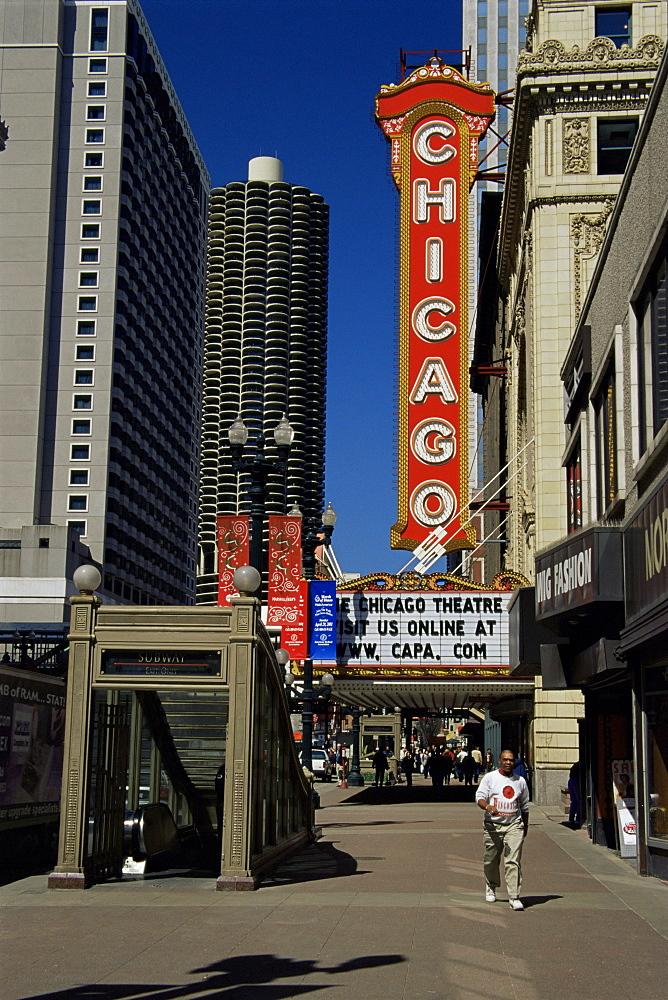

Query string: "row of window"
[566, 233, 668, 531]
[66, 51, 110, 540]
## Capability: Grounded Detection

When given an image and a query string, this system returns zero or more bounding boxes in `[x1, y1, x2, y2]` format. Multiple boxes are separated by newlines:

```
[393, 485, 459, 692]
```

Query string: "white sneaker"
[509, 898, 524, 911]
[485, 886, 496, 902]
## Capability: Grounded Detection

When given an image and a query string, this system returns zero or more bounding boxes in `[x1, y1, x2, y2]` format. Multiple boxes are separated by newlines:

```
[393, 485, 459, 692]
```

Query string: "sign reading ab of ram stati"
[319, 591, 512, 676]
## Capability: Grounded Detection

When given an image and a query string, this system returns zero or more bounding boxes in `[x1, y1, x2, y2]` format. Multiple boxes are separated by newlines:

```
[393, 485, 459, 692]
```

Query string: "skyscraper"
[0, 0, 209, 618]
[197, 157, 329, 603]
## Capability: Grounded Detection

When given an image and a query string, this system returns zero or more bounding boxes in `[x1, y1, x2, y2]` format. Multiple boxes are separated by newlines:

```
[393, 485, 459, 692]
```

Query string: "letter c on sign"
[411, 481, 457, 527]
[413, 120, 456, 164]
[412, 297, 456, 342]
[411, 419, 456, 464]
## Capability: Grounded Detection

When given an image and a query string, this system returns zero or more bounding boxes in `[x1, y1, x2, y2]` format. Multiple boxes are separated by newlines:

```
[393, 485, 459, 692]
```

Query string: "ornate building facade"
[474, 0, 666, 803]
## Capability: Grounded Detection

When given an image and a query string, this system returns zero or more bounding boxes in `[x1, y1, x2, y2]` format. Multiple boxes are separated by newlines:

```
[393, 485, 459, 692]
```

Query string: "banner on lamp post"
[309, 580, 337, 660]
[281, 580, 309, 659]
[216, 516, 250, 606]
[267, 515, 303, 630]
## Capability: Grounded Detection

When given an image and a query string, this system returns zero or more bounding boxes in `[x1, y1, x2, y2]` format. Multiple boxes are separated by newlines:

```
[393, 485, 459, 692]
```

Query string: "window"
[69, 470, 89, 486]
[81, 223, 100, 239]
[74, 370, 94, 385]
[645, 665, 668, 845]
[39, 537, 50, 549]
[89, 58, 107, 73]
[80, 247, 99, 263]
[68, 520, 87, 537]
[595, 6, 631, 48]
[72, 419, 91, 435]
[76, 345, 95, 361]
[566, 439, 583, 533]
[636, 236, 668, 452]
[79, 272, 98, 287]
[73, 394, 93, 410]
[71, 444, 90, 460]
[84, 152, 103, 168]
[597, 118, 638, 174]
[77, 320, 96, 337]
[87, 81, 106, 98]
[78, 296, 97, 311]
[82, 200, 101, 215]
[86, 105, 105, 121]
[85, 129, 104, 144]
[83, 176, 102, 191]
[90, 8, 109, 51]
[594, 363, 617, 517]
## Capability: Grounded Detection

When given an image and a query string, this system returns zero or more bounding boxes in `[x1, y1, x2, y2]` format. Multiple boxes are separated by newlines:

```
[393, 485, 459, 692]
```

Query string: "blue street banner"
[309, 580, 337, 660]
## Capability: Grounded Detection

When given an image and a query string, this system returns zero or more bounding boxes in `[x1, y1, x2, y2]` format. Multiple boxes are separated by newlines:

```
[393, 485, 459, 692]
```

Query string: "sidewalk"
[1, 778, 666, 1000]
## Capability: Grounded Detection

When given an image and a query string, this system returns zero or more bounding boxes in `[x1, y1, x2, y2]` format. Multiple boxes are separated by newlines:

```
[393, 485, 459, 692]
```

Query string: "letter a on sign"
[376, 58, 495, 552]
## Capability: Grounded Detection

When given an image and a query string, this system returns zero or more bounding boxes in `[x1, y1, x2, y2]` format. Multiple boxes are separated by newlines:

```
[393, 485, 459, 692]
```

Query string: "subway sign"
[323, 591, 512, 676]
[376, 58, 495, 552]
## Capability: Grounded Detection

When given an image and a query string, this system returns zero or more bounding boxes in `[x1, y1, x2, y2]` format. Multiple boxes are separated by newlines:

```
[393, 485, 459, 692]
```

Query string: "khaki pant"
[483, 819, 525, 899]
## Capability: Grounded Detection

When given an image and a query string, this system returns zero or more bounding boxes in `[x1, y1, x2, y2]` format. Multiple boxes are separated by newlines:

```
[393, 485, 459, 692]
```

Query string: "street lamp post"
[298, 503, 336, 774]
[228, 414, 294, 582]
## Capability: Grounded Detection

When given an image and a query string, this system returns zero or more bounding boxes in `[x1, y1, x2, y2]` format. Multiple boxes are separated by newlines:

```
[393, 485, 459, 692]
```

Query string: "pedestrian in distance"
[456, 746, 467, 781]
[428, 749, 446, 799]
[372, 745, 389, 788]
[476, 749, 530, 911]
[400, 750, 414, 787]
[335, 744, 347, 784]
[471, 746, 483, 781]
[485, 748, 495, 772]
[568, 761, 581, 827]
[462, 750, 477, 786]
[443, 749, 454, 785]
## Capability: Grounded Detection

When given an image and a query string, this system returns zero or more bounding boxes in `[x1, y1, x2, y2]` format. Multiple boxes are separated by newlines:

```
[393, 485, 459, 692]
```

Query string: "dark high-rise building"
[197, 157, 329, 602]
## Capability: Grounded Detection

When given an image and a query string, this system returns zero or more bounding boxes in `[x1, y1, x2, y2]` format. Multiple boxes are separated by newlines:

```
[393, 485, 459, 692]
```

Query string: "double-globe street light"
[228, 414, 295, 581]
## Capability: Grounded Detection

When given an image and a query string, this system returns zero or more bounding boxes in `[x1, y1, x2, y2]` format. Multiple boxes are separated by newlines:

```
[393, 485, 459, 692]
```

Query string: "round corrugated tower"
[197, 158, 329, 601]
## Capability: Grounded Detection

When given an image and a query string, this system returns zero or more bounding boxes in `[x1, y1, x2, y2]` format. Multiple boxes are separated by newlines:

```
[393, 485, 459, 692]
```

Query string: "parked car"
[299, 748, 334, 782]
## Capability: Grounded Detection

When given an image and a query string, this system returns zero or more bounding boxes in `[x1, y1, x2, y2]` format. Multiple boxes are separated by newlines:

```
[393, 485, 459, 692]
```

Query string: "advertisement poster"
[309, 581, 337, 660]
[216, 515, 250, 606]
[611, 758, 637, 858]
[0, 666, 66, 825]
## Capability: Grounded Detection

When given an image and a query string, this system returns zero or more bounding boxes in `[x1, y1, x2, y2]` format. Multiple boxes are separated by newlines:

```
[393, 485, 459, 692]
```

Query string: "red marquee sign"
[376, 58, 495, 552]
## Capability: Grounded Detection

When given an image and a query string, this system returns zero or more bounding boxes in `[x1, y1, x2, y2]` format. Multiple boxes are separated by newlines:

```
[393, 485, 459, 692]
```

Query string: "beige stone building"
[473, 0, 666, 803]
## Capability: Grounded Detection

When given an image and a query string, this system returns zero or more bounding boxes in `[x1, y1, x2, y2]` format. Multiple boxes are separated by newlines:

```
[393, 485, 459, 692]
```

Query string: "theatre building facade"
[518, 43, 668, 880]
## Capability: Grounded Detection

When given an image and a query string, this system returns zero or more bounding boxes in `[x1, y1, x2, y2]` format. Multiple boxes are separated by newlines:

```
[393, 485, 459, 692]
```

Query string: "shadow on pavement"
[22, 953, 406, 1000]
[260, 839, 368, 886]
[341, 781, 481, 805]
[521, 895, 563, 908]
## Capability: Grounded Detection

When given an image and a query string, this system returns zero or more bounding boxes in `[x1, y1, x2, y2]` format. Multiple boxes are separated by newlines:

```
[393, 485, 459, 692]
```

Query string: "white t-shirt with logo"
[476, 769, 529, 826]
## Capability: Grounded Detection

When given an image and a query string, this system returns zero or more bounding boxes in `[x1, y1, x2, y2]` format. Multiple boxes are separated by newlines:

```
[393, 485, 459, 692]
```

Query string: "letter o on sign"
[411, 481, 457, 527]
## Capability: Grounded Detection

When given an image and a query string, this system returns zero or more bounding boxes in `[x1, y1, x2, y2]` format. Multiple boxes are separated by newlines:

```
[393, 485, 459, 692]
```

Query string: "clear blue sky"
[141, 0, 464, 576]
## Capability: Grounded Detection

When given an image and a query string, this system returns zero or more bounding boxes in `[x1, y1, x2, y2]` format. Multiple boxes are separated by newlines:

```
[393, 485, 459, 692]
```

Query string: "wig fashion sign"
[376, 59, 495, 552]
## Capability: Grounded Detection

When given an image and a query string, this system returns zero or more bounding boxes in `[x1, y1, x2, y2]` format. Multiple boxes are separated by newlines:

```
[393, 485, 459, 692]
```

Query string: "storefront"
[620, 475, 668, 879]
[532, 528, 629, 848]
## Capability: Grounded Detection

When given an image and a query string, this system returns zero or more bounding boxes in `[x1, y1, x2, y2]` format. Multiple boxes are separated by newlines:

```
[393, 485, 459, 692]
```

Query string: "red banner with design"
[267, 516, 306, 655]
[278, 579, 308, 660]
[217, 516, 250, 606]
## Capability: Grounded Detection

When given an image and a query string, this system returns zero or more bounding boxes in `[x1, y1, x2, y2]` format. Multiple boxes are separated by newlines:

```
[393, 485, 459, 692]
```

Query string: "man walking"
[476, 749, 529, 911]
[372, 745, 389, 788]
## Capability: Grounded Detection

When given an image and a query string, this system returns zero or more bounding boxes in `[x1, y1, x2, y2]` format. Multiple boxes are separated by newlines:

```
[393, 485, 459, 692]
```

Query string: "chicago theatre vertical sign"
[376, 58, 495, 552]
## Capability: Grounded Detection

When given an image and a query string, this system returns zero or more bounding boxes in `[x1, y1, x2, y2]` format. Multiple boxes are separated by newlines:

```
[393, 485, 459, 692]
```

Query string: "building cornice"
[498, 34, 664, 286]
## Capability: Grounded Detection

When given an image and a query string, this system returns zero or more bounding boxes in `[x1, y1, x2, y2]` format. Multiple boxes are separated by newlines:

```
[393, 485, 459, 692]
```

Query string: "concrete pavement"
[1, 776, 666, 1000]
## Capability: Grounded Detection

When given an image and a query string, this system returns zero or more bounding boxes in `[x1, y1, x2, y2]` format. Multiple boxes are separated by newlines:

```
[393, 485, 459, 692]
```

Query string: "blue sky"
[141, 0, 464, 576]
